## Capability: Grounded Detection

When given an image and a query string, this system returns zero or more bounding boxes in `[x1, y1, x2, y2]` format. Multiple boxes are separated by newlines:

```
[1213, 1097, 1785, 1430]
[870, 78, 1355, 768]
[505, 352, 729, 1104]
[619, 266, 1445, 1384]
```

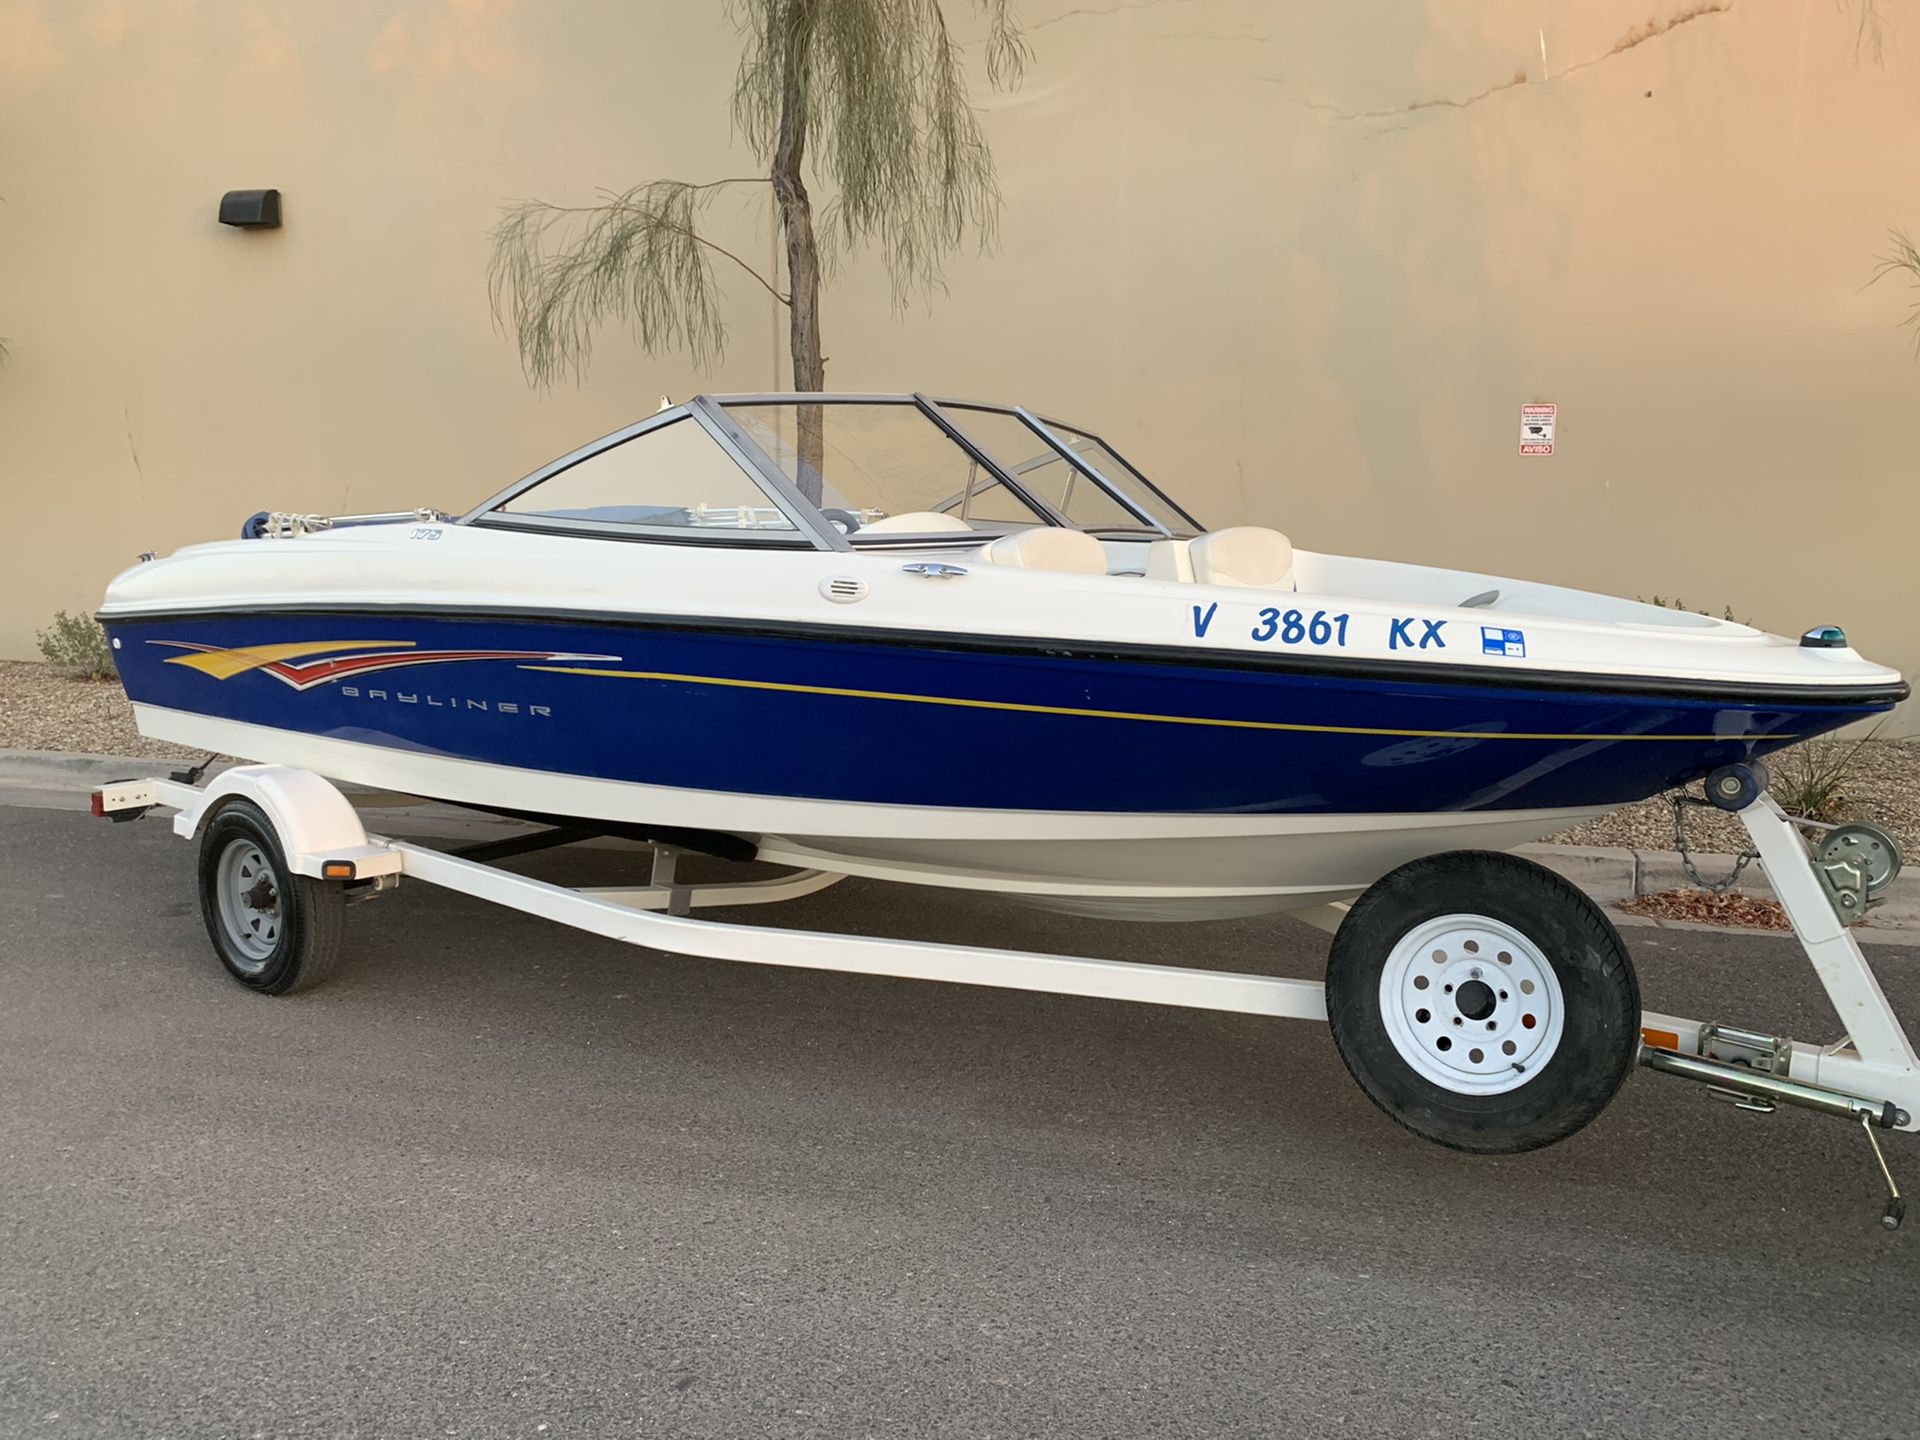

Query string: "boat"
[91, 393, 1920, 1182]
[97, 393, 1909, 921]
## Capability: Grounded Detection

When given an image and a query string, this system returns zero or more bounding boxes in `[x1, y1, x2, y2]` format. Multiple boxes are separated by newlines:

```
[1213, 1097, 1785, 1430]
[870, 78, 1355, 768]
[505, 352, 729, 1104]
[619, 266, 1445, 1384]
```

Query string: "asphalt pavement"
[3, 803, 1918, 1439]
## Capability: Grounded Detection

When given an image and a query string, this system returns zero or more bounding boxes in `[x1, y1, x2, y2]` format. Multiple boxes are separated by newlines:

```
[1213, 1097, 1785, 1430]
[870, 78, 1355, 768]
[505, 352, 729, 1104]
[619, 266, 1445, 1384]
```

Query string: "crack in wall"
[1291, 1, 1735, 123]
[122, 408, 144, 488]
[1298, 71, 1531, 121]
[1559, 0, 1735, 79]
[1025, 0, 1212, 37]
[1143, 29, 1286, 49]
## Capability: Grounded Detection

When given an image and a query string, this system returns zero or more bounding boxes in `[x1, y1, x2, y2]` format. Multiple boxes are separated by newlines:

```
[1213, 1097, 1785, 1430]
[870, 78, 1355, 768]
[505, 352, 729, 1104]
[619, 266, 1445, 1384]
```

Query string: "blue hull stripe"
[102, 612, 1891, 816]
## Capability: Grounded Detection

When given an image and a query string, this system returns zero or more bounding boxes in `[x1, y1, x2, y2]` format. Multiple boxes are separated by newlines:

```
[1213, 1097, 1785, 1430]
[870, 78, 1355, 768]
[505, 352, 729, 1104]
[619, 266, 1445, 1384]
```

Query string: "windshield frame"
[1027, 410, 1206, 537]
[708, 392, 1079, 544]
[931, 400, 1177, 537]
[465, 393, 1200, 551]
[464, 403, 851, 550]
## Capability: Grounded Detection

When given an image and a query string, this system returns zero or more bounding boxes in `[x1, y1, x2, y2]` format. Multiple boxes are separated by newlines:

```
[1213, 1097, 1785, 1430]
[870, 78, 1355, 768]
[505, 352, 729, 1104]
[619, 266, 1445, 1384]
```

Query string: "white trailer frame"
[96, 766, 1917, 1218]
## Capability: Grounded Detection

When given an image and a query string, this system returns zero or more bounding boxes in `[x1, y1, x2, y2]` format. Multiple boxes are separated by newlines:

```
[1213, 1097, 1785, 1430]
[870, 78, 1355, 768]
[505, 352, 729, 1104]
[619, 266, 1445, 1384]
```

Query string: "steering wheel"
[822, 507, 862, 535]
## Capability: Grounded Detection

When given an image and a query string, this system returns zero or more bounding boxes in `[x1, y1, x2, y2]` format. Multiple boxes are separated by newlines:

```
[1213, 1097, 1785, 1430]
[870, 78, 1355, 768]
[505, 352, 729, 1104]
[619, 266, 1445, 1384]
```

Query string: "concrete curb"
[3, 749, 1915, 933]
[1516, 841, 1919, 932]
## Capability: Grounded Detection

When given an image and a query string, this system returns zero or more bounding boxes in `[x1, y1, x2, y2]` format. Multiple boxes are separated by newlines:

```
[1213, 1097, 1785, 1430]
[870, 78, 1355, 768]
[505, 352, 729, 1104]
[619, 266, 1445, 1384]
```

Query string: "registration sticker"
[1482, 626, 1527, 658]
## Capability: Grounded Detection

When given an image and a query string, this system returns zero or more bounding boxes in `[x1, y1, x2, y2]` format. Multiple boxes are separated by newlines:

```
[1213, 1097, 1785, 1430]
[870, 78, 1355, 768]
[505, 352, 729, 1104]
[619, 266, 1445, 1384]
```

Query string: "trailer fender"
[171, 766, 401, 880]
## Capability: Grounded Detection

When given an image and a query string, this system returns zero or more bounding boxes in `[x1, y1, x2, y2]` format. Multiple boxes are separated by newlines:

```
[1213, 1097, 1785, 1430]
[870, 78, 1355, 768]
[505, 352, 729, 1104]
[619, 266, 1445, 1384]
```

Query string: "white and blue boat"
[99, 393, 1908, 920]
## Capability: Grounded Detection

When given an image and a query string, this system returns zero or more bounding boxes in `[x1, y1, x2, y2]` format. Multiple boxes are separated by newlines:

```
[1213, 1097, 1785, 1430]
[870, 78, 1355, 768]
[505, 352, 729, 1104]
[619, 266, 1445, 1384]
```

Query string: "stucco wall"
[1, 0, 1914, 731]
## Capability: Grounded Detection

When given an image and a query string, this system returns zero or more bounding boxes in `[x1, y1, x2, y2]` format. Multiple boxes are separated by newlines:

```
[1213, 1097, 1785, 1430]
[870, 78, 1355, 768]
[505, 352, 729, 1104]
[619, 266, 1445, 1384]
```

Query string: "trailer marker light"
[89, 789, 106, 818]
[1641, 1027, 1681, 1051]
[322, 860, 357, 880]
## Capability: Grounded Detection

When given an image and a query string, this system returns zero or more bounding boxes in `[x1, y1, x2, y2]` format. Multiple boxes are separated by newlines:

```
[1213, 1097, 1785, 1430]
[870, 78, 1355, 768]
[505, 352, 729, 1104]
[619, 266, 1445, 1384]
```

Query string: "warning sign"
[1520, 403, 1556, 456]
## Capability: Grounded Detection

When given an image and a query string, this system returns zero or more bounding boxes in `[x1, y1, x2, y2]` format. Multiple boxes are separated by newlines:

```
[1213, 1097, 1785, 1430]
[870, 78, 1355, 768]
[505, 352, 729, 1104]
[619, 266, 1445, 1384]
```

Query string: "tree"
[488, 0, 1027, 487]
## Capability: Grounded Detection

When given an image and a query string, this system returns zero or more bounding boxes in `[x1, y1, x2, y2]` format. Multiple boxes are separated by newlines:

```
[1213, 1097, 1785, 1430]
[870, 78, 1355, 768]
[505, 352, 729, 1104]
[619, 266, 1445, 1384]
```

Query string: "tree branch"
[1869, 227, 1920, 357]
[518, 180, 789, 305]
[534, 177, 773, 210]
[654, 219, 790, 305]
[488, 177, 783, 386]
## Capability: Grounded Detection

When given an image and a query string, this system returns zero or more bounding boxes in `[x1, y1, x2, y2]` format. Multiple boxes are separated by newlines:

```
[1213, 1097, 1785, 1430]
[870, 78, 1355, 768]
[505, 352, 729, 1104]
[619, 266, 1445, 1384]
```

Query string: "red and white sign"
[1519, 403, 1556, 456]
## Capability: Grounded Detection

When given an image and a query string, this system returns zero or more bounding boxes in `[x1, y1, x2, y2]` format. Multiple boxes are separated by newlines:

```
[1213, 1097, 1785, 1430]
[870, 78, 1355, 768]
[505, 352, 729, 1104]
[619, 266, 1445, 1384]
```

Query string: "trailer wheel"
[1325, 851, 1640, 1154]
[197, 799, 345, 995]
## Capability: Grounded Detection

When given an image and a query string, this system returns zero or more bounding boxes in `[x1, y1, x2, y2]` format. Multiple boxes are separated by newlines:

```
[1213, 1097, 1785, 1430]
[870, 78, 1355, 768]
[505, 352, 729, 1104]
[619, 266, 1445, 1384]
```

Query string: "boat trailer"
[93, 761, 1915, 1229]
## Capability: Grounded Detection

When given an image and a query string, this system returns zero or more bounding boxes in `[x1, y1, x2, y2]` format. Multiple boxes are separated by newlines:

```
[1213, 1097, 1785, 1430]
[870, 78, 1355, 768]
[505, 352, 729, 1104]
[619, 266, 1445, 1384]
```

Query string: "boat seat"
[862, 510, 974, 534]
[982, 527, 1109, 575]
[1145, 539, 1194, 583]
[1187, 526, 1295, 589]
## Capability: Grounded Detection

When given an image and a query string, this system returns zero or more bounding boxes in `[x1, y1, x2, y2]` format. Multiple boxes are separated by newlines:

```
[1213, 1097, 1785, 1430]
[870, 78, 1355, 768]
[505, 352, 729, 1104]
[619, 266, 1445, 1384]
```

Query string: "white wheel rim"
[216, 840, 281, 971]
[1377, 913, 1565, 1095]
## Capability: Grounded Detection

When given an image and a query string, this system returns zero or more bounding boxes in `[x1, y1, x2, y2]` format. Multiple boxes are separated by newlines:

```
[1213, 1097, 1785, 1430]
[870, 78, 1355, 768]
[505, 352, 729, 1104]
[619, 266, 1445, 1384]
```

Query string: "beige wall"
[2, 0, 1915, 732]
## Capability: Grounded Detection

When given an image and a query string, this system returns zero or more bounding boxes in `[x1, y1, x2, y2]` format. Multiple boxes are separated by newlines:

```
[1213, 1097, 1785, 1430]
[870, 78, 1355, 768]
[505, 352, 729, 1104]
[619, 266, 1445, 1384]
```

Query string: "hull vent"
[819, 575, 870, 604]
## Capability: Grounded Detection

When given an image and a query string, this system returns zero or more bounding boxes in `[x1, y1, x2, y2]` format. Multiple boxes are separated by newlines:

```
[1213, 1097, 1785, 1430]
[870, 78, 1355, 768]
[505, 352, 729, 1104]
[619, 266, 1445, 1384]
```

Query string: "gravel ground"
[1619, 888, 1791, 930]
[0, 661, 204, 760]
[1546, 737, 1920, 855]
[2, 660, 1914, 856]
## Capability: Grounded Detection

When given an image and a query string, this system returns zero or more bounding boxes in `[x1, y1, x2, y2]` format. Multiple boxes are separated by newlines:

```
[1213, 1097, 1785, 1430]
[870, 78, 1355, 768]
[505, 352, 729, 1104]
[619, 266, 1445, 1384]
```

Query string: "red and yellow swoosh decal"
[149, 640, 620, 691]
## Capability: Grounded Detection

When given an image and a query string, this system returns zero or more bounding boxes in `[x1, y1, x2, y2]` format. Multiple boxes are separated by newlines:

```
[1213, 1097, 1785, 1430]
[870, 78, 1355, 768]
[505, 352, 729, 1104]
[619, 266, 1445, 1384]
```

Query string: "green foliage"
[490, 179, 754, 385]
[35, 610, 117, 680]
[1771, 726, 1883, 823]
[1870, 227, 1920, 356]
[1641, 595, 1749, 625]
[731, 0, 1027, 304]
[487, 0, 1027, 388]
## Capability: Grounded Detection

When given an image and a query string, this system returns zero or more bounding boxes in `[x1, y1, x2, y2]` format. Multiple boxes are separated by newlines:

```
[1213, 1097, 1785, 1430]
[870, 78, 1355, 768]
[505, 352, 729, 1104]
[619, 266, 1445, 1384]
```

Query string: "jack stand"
[1861, 1113, 1906, 1231]
[1637, 764, 1918, 1232]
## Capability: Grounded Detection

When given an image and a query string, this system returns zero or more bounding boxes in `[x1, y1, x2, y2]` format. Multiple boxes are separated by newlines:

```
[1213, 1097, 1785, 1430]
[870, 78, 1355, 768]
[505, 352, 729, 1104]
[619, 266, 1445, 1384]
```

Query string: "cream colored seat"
[982, 527, 1109, 575]
[862, 510, 974, 534]
[1186, 526, 1295, 589]
[1145, 539, 1194, 583]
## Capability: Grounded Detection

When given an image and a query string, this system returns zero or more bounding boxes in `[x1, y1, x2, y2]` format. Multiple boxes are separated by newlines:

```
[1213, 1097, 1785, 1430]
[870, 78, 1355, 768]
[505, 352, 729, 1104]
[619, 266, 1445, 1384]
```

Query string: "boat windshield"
[723, 400, 1052, 536]
[472, 394, 1204, 550]
[716, 396, 1202, 542]
[1027, 419, 1203, 537]
[490, 414, 809, 542]
[937, 404, 1199, 537]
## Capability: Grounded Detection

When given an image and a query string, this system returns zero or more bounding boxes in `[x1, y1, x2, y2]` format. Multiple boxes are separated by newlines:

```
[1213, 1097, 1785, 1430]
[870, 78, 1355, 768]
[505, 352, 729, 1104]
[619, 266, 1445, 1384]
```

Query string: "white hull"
[134, 704, 1604, 919]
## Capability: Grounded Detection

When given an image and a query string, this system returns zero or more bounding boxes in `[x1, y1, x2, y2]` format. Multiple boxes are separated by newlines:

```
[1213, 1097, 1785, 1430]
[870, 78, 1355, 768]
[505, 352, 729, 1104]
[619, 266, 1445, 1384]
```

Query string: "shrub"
[35, 610, 117, 680]
[1642, 595, 1749, 625]
[1771, 727, 1881, 823]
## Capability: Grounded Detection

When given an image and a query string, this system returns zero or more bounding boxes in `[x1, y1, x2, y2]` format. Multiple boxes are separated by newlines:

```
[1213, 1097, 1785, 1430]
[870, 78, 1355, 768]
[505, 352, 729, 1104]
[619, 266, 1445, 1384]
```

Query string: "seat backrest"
[1187, 526, 1294, 589]
[862, 510, 974, 534]
[1145, 539, 1194, 583]
[983, 527, 1110, 575]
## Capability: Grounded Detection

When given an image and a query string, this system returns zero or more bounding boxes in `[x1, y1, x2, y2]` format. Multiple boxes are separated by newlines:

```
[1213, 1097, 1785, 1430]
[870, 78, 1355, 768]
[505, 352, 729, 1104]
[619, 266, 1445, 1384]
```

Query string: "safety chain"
[1667, 792, 1760, 895]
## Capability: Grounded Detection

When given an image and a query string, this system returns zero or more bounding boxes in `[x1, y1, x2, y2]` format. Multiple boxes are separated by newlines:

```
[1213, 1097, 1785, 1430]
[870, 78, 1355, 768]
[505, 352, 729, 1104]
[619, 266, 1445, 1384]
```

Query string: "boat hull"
[102, 610, 1868, 811]
[127, 702, 1605, 918]
[104, 608, 1889, 916]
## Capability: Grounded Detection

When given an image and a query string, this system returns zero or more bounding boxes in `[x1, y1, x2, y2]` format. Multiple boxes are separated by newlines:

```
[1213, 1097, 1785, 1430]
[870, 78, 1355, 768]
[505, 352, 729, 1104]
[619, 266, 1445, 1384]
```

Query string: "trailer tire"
[1325, 850, 1640, 1154]
[197, 799, 345, 995]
